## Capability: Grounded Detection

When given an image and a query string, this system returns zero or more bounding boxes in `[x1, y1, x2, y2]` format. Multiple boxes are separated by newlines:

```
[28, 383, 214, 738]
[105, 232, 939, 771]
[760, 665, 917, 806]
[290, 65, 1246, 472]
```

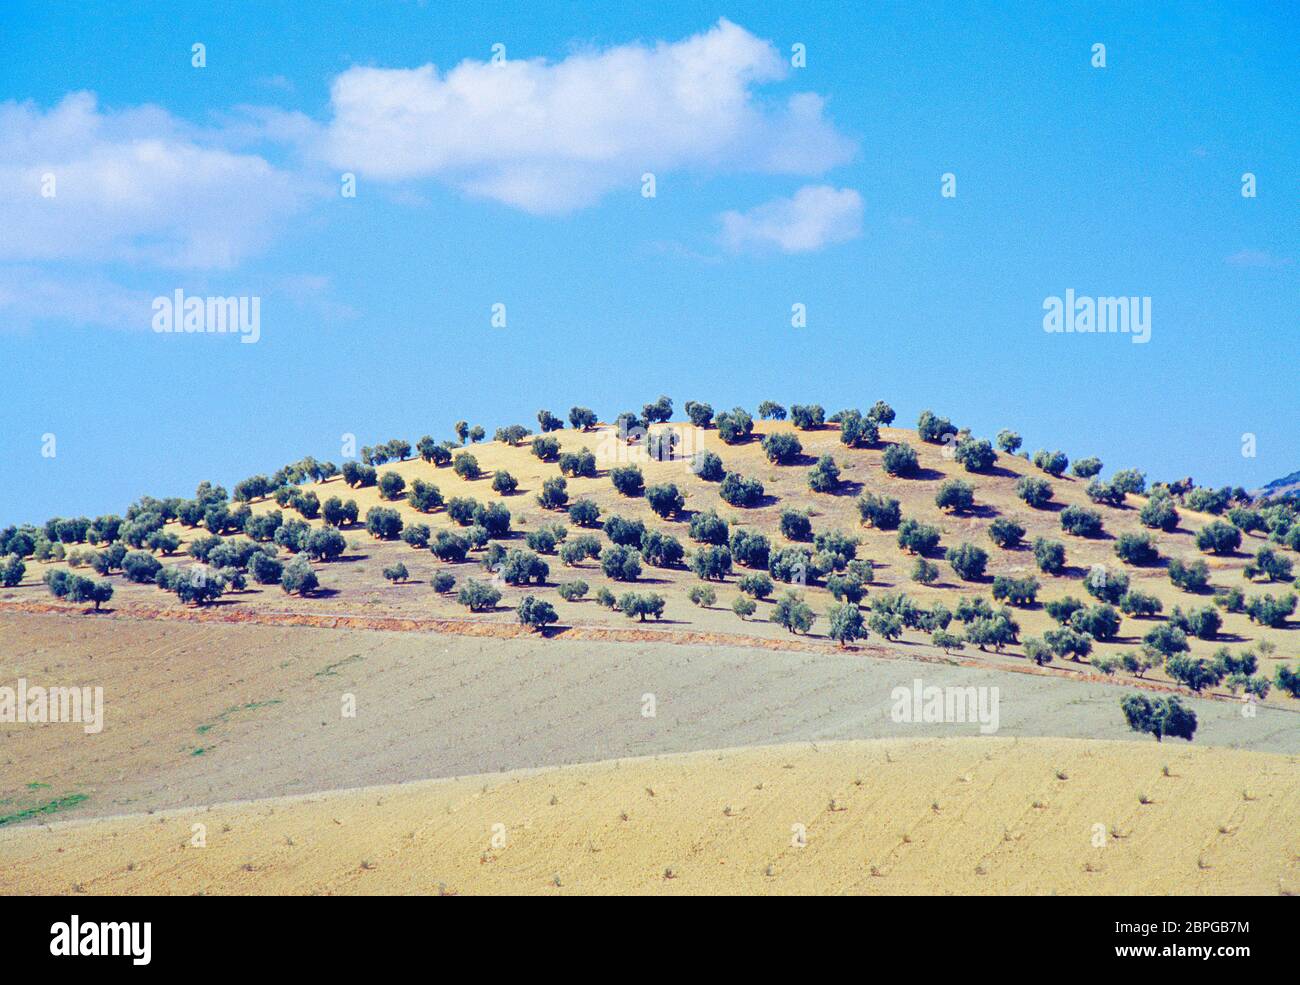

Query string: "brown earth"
[2, 612, 1295, 836]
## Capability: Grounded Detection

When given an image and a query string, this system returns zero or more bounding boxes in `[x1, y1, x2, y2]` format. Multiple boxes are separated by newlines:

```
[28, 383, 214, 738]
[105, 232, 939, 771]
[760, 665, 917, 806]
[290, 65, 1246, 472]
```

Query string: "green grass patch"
[196, 699, 283, 735]
[313, 653, 364, 678]
[0, 793, 89, 828]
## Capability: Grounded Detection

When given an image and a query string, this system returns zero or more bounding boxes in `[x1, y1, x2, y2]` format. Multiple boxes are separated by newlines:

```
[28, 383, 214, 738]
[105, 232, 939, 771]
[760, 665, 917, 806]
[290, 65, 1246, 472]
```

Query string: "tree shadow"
[982, 465, 1023, 480]
[826, 480, 865, 498]
[909, 467, 946, 482]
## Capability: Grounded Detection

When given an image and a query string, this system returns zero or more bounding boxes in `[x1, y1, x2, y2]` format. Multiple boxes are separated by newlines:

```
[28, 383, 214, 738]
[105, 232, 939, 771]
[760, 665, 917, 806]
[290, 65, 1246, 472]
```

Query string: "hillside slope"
[6, 415, 1297, 704]
[3, 738, 1295, 896]
[3, 613, 1296, 831]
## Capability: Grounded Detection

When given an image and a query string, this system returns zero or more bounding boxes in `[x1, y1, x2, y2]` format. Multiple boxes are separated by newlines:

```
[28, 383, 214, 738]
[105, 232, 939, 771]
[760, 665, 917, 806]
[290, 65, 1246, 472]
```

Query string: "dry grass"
[3, 737, 1295, 896]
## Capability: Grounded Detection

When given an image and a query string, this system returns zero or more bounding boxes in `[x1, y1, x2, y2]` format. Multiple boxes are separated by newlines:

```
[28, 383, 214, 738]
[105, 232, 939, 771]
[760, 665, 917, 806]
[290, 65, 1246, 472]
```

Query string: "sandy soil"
[3, 737, 1295, 895]
[2, 613, 1295, 831]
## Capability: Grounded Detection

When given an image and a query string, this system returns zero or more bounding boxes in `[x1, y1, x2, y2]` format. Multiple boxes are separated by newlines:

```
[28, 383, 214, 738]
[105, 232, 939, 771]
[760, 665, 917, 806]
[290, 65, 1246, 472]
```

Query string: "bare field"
[7, 420, 1297, 702]
[2, 612, 1296, 834]
[3, 738, 1295, 896]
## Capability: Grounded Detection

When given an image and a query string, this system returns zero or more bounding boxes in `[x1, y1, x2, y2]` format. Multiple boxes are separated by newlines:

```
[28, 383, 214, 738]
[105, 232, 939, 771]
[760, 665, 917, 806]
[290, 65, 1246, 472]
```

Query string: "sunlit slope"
[4, 738, 1296, 895]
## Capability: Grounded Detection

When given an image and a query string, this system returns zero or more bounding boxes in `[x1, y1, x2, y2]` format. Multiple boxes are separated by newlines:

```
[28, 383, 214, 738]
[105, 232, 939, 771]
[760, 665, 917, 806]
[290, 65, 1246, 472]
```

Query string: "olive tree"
[995, 430, 1022, 454]
[558, 447, 597, 478]
[684, 400, 714, 428]
[897, 519, 940, 555]
[988, 518, 1025, 549]
[690, 545, 732, 581]
[1015, 476, 1053, 508]
[641, 529, 685, 567]
[1196, 520, 1241, 555]
[772, 592, 815, 634]
[719, 472, 764, 507]
[1115, 532, 1159, 565]
[1120, 694, 1197, 742]
[856, 493, 901, 530]
[495, 424, 532, 446]
[827, 603, 866, 647]
[1168, 558, 1210, 592]
[646, 483, 685, 518]
[457, 579, 502, 611]
[945, 543, 988, 581]
[1033, 537, 1066, 574]
[537, 477, 570, 511]
[610, 465, 645, 497]
[517, 596, 558, 631]
[778, 509, 811, 541]
[935, 479, 975, 513]
[531, 436, 560, 461]
[917, 410, 957, 444]
[953, 438, 996, 473]
[715, 408, 754, 445]
[760, 431, 802, 464]
[378, 471, 406, 501]
[1140, 494, 1179, 531]
[789, 404, 825, 430]
[867, 401, 895, 426]
[453, 453, 481, 479]
[881, 443, 919, 477]
[1032, 449, 1069, 477]
[569, 406, 597, 431]
[600, 545, 643, 581]
[567, 498, 600, 527]
[808, 455, 841, 492]
[838, 410, 878, 449]
[1071, 457, 1103, 479]
[690, 450, 725, 481]
[365, 507, 404, 540]
[1060, 506, 1104, 538]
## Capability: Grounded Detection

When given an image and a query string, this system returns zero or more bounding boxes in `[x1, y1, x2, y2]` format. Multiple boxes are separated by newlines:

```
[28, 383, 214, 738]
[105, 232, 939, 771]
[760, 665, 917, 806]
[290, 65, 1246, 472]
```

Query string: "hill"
[1258, 469, 1300, 502]
[3, 403, 1297, 709]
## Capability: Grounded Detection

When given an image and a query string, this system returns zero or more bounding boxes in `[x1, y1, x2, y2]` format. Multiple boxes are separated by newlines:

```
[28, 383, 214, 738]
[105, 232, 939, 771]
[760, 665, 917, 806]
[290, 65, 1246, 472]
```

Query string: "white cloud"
[719, 185, 862, 254]
[0, 265, 151, 331]
[320, 18, 855, 213]
[0, 92, 305, 269]
[0, 268, 359, 333]
[1225, 249, 1293, 269]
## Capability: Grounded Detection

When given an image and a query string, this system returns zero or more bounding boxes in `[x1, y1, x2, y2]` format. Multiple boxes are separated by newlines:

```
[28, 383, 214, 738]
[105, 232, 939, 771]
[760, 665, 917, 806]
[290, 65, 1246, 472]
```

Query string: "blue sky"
[0, 1, 1295, 525]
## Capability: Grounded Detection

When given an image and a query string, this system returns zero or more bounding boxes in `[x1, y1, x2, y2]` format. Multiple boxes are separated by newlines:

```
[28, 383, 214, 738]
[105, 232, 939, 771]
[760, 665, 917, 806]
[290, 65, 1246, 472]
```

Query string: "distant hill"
[1257, 469, 1300, 501]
